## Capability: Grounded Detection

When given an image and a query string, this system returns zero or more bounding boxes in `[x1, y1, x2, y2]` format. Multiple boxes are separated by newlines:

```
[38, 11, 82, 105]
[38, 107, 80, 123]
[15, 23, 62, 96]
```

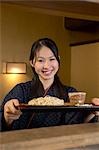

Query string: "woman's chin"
[41, 74, 54, 80]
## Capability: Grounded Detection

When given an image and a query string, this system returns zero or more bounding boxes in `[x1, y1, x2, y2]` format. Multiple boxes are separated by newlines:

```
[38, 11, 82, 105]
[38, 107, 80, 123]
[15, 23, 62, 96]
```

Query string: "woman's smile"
[42, 69, 53, 76]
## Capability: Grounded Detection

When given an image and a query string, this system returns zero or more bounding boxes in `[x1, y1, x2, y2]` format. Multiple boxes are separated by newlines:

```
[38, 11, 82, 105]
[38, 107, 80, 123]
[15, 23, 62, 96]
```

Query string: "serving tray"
[17, 103, 99, 112]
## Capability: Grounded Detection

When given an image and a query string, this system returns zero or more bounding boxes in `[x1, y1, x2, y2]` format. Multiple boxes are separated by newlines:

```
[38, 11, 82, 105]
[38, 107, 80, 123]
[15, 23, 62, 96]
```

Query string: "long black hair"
[29, 38, 67, 100]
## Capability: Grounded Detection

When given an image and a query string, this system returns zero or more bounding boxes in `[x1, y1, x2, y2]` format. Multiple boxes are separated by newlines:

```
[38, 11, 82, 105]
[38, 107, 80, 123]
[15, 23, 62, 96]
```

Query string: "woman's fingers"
[8, 99, 20, 113]
[92, 98, 99, 105]
[6, 113, 21, 120]
[4, 99, 22, 125]
[5, 113, 21, 124]
[5, 99, 21, 114]
[91, 98, 99, 117]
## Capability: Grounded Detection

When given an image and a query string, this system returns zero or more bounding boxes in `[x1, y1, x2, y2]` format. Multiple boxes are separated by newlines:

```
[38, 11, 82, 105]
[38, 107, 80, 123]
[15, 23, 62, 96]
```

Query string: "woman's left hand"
[84, 98, 99, 123]
[91, 98, 99, 116]
[92, 98, 99, 106]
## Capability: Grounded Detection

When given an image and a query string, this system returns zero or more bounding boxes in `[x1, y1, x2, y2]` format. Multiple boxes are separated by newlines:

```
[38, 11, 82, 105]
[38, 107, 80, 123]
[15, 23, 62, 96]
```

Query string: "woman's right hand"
[4, 99, 22, 126]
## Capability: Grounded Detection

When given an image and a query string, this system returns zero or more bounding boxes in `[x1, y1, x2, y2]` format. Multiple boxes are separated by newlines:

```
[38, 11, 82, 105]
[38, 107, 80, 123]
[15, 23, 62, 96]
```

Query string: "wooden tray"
[17, 103, 99, 112]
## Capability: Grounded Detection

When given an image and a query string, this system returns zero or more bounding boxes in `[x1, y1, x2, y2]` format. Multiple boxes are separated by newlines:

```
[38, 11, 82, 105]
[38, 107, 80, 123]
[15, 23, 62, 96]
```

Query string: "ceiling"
[1, 0, 99, 31]
[1, 0, 99, 21]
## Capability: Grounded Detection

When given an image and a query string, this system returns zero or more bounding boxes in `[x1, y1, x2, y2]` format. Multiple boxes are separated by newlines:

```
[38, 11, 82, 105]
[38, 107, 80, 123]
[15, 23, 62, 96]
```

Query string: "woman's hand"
[84, 98, 99, 123]
[92, 98, 99, 106]
[92, 98, 99, 116]
[4, 99, 22, 126]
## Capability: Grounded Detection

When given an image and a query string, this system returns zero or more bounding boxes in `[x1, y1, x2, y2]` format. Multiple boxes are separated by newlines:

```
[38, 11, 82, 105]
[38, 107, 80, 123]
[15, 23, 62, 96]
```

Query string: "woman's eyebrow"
[37, 55, 55, 59]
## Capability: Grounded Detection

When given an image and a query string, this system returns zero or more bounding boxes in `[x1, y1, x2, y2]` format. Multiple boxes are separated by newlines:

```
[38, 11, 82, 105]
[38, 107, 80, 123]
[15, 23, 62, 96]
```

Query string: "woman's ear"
[30, 60, 34, 67]
[58, 55, 60, 60]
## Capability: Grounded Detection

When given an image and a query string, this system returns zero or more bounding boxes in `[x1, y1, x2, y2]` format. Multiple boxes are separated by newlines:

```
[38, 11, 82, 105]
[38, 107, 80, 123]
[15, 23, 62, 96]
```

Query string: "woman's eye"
[50, 58, 56, 61]
[38, 59, 44, 62]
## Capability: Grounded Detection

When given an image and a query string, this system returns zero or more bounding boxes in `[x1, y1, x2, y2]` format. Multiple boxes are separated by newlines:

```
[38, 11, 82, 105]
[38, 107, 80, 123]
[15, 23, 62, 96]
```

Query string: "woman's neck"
[39, 77, 54, 90]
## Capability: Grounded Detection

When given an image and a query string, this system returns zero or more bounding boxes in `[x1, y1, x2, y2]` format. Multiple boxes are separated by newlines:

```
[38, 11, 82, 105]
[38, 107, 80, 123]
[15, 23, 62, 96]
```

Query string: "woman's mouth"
[42, 70, 53, 75]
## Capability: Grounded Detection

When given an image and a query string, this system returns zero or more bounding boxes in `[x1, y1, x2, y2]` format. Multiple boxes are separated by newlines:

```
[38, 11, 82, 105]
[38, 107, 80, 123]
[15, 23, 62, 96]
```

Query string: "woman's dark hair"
[29, 37, 60, 64]
[29, 38, 67, 100]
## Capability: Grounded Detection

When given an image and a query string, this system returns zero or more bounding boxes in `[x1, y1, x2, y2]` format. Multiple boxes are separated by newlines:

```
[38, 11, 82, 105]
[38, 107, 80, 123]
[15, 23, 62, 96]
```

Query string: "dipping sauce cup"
[68, 92, 86, 105]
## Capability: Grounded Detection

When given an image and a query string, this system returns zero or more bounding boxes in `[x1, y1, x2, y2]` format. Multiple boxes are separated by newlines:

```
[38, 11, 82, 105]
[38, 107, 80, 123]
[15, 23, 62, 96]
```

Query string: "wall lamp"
[2, 62, 27, 74]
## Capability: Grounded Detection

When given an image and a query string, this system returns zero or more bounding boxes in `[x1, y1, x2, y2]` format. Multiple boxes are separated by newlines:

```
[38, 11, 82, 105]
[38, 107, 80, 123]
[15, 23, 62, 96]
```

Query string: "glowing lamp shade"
[3, 62, 27, 74]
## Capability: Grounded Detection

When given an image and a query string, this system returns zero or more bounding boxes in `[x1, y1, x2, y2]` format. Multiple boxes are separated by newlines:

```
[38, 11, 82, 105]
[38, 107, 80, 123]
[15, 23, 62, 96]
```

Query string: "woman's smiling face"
[32, 46, 59, 81]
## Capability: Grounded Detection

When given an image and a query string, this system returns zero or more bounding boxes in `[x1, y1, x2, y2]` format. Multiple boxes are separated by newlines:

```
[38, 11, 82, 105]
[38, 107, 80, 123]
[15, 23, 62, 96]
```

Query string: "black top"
[0, 80, 97, 131]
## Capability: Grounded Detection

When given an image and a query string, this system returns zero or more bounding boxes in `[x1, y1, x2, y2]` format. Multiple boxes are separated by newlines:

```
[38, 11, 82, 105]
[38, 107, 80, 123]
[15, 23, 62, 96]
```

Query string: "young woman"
[1, 38, 99, 131]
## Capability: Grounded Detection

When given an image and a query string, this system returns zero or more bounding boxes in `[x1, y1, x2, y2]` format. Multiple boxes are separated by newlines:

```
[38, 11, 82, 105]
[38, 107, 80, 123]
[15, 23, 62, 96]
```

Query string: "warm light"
[8, 67, 23, 74]
[2, 62, 27, 74]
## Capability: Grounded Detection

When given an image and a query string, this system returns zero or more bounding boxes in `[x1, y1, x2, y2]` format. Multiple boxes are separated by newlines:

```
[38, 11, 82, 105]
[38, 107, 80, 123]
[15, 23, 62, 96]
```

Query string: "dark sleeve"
[2, 83, 28, 106]
[0, 83, 31, 131]
[66, 86, 77, 93]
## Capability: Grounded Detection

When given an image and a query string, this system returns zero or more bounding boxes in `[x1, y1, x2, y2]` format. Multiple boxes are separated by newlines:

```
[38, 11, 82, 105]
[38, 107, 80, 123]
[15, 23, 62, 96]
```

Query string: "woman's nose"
[43, 60, 50, 68]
